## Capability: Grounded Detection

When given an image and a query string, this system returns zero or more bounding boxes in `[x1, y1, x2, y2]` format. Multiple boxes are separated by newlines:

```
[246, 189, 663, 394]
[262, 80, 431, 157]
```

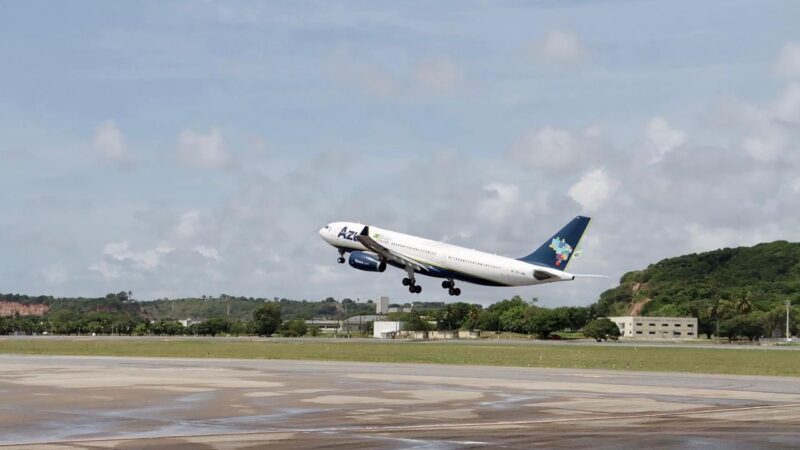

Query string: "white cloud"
[102, 241, 174, 270]
[510, 126, 577, 169]
[741, 129, 786, 162]
[712, 83, 800, 162]
[413, 56, 463, 93]
[478, 183, 521, 224]
[775, 43, 800, 78]
[92, 120, 130, 166]
[194, 245, 220, 261]
[531, 30, 588, 68]
[88, 261, 121, 280]
[176, 127, 234, 169]
[771, 82, 800, 123]
[567, 168, 616, 212]
[175, 210, 201, 239]
[645, 117, 686, 163]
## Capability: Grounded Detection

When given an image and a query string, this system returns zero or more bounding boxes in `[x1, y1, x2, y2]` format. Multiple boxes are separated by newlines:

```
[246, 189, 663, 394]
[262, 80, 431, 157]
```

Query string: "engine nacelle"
[348, 251, 387, 272]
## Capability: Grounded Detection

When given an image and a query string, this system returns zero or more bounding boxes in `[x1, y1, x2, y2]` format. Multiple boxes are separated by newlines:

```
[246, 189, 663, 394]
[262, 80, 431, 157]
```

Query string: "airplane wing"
[356, 226, 428, 273]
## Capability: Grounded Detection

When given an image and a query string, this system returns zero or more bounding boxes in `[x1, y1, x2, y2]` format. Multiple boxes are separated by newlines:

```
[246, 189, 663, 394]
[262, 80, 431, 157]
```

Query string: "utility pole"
[787, 300, 792, 342]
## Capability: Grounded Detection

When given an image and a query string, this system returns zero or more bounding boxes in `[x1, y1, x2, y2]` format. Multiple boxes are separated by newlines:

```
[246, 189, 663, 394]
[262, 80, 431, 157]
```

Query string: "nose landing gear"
[337, 249, 345, 264]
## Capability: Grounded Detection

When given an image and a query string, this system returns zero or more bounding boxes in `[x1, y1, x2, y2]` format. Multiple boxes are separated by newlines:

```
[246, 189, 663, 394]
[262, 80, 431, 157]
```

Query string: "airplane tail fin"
[518, 216, 591, 271]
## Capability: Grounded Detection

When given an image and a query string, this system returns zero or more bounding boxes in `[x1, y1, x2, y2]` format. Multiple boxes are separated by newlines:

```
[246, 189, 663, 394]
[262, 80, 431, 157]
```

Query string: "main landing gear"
[402, 277, 422, 294]
[337, 249, 345, 264]
[441, 279, 461, 296]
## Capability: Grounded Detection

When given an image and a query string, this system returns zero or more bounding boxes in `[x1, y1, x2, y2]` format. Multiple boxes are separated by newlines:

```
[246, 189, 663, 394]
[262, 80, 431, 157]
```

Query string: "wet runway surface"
[1, 355, 799, 449]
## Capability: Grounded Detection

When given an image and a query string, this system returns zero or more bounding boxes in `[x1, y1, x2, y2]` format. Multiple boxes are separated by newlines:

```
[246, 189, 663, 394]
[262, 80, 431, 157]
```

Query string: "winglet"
[360, 226, 369, 236]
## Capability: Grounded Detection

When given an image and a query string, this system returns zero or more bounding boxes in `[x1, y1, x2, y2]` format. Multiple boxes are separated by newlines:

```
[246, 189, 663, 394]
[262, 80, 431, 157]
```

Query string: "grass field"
[1, 338, 798, 377]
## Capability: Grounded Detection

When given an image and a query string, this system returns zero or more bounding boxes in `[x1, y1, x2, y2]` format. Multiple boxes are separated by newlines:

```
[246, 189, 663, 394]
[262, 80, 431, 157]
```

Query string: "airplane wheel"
[442, 280, 450, 289]
[408, 285, 415, 293]
[414, 285, 422, 294]
[337, 257, 345, 264]
[448, 287, 455, 296]
[454, 288, 461, 296]
[402, 278, 411, 286]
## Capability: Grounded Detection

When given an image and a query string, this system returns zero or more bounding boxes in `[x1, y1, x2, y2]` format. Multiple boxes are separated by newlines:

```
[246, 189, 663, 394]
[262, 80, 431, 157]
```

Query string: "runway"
[1, 355, 799, 449]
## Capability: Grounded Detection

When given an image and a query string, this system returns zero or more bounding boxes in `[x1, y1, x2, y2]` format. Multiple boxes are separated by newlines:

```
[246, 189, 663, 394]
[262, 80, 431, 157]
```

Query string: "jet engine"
[348, 251, 387, 272]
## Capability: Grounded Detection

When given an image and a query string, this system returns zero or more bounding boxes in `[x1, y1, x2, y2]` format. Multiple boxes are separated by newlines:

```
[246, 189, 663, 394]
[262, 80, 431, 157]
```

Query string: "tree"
[719, 314, 763, 342]
[133, 323, 148, 336]
[582, 318, 621, 342]
[705, 297, 726, 338]
[280, 319, 308, 337]
[200, 317, 229, 337]
[406, 313, 433, 331]
[499, 304, 528, 333]
[252, 303, 282, 336]
[230, 321, 248, 336]
[734, 290, 755, 314]
[475, 310, 500, 332]
[434, 302, 473, 330]
[525, 309, 565, 338]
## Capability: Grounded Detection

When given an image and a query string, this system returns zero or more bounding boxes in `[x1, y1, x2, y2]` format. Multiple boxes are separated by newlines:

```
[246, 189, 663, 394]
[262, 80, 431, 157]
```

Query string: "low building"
[340, 314, 382, 334]
[373, 321, 405, 339]
[429, 330, 457, 340]
[178, 318, 201, 327]
[457, 330, 481, 339]
[306, 319, 339, 333]
[608, 316, 698, 339]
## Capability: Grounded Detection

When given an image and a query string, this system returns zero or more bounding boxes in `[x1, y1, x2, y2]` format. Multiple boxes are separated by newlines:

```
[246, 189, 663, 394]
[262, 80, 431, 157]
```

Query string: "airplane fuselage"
[319, 221, 575, 288]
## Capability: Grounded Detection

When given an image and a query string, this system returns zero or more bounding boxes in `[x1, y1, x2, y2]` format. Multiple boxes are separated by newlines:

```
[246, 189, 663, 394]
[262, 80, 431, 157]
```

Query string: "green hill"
[595, 240, 800, 338]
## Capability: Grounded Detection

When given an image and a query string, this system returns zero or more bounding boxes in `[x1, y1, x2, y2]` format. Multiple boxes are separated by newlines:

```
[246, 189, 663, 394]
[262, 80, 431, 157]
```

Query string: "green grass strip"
[1, 339, 798, 377]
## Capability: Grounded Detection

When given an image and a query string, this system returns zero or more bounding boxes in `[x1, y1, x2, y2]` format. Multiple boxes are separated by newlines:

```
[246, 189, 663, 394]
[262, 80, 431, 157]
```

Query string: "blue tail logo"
[518, 216, 591, 271]
[549, 238, 573, 267]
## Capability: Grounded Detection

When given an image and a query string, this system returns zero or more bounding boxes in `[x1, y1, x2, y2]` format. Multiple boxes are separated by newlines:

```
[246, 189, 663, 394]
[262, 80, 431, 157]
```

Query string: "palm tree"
[734, 290, 755, 314]
[705, 297, 726, 338]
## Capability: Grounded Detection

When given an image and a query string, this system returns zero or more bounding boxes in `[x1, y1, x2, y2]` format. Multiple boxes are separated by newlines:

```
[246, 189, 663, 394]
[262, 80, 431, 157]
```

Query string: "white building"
[608, 316, 698, 339]
[178, 318, 201, 327]
[376, 296, 390, 315]
[373, 321, 405, 339]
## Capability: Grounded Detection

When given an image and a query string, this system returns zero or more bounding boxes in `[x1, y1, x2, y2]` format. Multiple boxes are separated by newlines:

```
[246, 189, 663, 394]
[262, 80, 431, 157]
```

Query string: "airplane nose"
[318, 227, 326, 237]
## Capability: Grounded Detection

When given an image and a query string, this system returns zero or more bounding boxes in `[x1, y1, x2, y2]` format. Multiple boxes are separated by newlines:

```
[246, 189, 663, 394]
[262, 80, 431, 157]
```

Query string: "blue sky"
[2, 0, 800, 305]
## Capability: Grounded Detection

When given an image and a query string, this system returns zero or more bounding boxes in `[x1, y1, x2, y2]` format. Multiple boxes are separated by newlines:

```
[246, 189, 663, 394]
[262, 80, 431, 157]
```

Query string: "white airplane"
[318, 216, 596, 296]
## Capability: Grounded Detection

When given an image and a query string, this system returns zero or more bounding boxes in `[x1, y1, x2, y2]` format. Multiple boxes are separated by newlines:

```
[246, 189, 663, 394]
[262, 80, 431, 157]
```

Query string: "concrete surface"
[1, 355, 799, 449]
[3, 334, 798, 351]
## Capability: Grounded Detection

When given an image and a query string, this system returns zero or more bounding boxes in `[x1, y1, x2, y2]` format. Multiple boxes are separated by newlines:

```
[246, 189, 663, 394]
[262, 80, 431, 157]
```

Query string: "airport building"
[373, 320, 405, 339]
[375, 296, 390, 315]
[608, 316, 698, 339]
